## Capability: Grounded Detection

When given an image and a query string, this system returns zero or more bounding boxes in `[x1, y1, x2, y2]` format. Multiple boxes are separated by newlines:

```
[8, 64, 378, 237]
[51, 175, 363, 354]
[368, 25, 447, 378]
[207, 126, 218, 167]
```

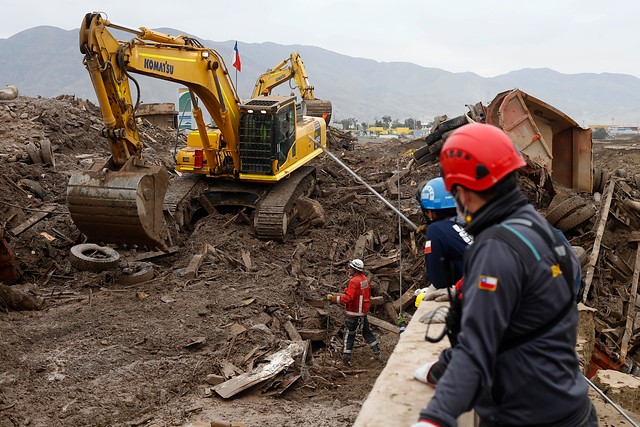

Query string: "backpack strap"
[486, 218, 575, 353]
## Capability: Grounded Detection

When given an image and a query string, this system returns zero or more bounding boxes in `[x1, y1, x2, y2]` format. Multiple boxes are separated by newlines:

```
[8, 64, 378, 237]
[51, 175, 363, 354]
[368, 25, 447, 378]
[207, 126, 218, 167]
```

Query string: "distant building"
[590, 125, 639, 136]
[368, 126, 388, 135]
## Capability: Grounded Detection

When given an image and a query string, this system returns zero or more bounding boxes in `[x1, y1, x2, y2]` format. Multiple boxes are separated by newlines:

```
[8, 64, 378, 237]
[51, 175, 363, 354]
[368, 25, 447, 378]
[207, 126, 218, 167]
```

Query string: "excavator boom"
[252, 52, 332, 124]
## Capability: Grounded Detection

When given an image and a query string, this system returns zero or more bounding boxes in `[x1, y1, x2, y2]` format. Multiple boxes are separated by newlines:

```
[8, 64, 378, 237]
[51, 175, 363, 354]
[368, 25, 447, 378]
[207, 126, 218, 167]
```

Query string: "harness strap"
[486, 219, 575, 353]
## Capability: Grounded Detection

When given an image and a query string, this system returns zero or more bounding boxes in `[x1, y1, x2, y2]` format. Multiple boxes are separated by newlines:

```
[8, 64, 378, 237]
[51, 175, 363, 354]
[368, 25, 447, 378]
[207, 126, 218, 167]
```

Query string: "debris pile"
[0, 93, 639, 425]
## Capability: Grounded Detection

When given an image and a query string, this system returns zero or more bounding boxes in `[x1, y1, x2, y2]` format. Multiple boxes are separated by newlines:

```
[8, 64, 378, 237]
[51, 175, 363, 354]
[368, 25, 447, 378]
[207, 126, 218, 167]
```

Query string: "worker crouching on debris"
[414, 177, 472, 306]
[327, 259, 381, 364]
[413, 123, 597, 427]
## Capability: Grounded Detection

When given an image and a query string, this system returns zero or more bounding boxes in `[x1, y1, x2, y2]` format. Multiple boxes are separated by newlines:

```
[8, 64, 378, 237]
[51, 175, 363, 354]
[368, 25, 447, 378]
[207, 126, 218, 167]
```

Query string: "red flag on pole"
[232, 41, 241, 72]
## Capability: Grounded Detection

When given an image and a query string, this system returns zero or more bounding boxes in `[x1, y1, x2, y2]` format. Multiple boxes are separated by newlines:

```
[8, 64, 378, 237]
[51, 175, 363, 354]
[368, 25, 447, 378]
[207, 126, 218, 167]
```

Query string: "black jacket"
[420, 189, 590, 426]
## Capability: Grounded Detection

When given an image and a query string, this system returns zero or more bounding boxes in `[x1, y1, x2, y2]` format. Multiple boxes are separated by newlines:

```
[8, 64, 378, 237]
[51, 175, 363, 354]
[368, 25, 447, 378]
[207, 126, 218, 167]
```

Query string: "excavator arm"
[69, 13, 243, 249]
[252, 52, 332, 124]
[78, 13, 241, 164]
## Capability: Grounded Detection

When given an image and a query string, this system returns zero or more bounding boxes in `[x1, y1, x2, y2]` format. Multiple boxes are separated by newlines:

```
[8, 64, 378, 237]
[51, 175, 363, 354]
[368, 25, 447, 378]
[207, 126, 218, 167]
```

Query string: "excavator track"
[253, 166, 317, 240]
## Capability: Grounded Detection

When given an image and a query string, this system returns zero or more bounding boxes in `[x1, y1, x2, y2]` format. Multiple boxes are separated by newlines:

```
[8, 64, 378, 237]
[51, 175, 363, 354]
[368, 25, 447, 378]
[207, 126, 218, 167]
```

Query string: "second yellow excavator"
[67, 13, 328, 248]
[252, 52, 333, 124]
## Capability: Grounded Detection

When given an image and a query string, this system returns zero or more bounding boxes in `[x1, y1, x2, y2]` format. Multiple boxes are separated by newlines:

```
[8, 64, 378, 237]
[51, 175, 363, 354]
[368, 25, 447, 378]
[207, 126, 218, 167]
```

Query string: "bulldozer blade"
[67, 158, 169, 249]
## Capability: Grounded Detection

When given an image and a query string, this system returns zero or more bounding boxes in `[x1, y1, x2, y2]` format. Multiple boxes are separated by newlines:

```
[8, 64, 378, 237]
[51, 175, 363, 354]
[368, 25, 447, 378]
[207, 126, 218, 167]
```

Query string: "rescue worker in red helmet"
[413, 123, 596, 427]
[327, 259, 381, 364]
[414, 177, 472, 303]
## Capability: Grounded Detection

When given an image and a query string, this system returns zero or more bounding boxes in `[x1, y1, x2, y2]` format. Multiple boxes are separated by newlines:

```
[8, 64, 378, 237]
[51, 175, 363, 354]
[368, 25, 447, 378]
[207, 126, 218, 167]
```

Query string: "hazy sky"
[3, 0, 638, 78]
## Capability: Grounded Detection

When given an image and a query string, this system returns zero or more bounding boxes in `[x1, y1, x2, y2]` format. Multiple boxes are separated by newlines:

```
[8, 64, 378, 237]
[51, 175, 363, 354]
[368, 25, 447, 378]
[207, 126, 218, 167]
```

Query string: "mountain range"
[1, 25, 639, 126]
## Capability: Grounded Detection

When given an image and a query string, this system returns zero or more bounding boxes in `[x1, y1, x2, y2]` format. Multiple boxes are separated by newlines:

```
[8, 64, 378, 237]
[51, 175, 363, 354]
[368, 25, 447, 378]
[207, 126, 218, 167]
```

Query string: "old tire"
[69, 243, 120, 272]
[545, 197, 586, 225]
[25, 142, 43, 164]
[592, 168, 602, 194]
[118, 262, 154, 285]
[18, 179, 46, 199]
[437, 115, 468, 132]
[425, 129, 444, 146]
[415, 151, 439, 166]
[556, 204, 596, 232]
[429, 139, 445, 154]
[40, 138, 55, 167]
[413, 144, 432, 160]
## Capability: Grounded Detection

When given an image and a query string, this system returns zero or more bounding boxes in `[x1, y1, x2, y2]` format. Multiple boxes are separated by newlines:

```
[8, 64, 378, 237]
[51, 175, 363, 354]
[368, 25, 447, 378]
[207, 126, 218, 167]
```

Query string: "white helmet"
[349, 259, 364, 271]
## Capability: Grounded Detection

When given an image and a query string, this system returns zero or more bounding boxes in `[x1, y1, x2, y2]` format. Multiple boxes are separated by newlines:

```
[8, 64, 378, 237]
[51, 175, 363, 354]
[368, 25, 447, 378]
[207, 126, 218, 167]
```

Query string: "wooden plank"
[10, 206, 55, 235]
[184, 254, 205, 280]
[583, 179, 615, 302]
[197, 194, 217, 215]
[127, 246, 179, 262]
[367, 314, 400, 334]
[370, 296, 385, 306]
[241, 250, 252, 270]
[283, 320, 302, 341]
[213, 342, 304, 398]
[621, 242, 640, 360]
[298, 329, 326, 341]
[367, 253, 400, 271]
[392, 287, 416, 312]
[353, 234, 368, 260]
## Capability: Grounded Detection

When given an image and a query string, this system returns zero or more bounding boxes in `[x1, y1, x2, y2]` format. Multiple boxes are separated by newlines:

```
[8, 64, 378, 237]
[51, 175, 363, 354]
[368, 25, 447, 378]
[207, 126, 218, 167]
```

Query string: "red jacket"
[334, 273, 371, 317]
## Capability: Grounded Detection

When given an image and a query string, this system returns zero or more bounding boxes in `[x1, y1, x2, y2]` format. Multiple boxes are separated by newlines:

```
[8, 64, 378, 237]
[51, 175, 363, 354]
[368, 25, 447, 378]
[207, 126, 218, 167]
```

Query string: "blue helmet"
[419, 177, 456, 210]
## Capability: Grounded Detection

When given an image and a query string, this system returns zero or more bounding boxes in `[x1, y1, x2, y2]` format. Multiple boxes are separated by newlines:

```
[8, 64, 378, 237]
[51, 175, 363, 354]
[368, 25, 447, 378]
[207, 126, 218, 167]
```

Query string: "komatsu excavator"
[252, 53, 333, 124]
[67, 13, 328, 248]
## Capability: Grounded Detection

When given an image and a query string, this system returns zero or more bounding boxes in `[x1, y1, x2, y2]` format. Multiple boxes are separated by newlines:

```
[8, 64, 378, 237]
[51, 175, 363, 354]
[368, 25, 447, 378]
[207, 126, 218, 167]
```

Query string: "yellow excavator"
[67, 13, 327, 248]
[252, 52, 333, 124]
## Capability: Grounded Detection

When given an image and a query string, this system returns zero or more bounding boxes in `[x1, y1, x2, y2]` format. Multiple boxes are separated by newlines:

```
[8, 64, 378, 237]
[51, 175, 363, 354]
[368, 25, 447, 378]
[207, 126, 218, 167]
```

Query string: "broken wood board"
[10, 205, 55, 236]
[283, 320, 302, 341]
[367, 253, 400, 271]
[297, 329, 326, 341]
[213, 342, 305, 398]
[392, 287, 416, 312]
[127, 246, 179, 262]
[185, 254, 206, 280]
[621, 241, 640, 360]
[583, 179, 615, 302]
[367, 314, 400, 334]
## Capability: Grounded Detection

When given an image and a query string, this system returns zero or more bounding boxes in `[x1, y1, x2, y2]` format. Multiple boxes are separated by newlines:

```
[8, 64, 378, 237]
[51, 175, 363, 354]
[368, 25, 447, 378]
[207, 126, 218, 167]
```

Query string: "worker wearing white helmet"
[327, 259, 381, 364]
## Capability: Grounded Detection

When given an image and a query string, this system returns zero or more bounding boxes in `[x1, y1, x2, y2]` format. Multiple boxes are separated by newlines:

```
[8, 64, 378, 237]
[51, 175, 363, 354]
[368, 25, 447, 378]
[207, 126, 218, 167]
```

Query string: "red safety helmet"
[439, 123, 526, 192]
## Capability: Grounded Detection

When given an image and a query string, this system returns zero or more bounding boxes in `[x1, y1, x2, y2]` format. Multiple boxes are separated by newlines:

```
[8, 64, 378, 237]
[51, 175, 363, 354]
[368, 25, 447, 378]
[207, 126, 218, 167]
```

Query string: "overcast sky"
[3, 0, 638, 78]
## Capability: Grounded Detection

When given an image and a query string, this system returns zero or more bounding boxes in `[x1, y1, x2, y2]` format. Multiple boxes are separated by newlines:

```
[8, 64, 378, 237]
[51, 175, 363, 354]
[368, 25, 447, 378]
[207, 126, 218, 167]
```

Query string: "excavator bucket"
[67, 157, 169, 249]
[304, 99, 333, 125]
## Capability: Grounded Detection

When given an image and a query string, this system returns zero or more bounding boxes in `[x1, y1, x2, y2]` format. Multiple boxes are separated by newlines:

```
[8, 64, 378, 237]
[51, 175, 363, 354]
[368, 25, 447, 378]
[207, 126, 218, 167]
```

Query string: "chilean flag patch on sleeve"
[424, 240, 432, 254]
[478, 275, 498, 291]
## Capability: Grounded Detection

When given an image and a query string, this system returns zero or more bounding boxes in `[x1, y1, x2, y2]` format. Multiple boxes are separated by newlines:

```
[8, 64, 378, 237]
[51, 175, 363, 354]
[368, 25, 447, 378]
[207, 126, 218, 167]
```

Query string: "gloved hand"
[413, 359, 446, 388]
[414, 284, 436, 297]
[423, 286, 454, 302]
[415, 224, 427, 235]
[419, 307, 449, 324]
[411, 421, 441, 427]
[326, 293, 334, 303]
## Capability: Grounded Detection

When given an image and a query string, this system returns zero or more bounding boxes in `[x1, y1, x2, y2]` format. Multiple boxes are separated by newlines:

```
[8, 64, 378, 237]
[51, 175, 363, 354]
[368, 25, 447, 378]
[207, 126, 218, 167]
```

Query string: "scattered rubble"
[0, 93, 639, 426]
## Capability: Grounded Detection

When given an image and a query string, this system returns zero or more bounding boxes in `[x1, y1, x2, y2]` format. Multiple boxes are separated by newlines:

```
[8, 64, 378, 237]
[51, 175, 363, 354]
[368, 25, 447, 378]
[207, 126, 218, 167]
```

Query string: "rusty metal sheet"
[487, 89, 593, 192]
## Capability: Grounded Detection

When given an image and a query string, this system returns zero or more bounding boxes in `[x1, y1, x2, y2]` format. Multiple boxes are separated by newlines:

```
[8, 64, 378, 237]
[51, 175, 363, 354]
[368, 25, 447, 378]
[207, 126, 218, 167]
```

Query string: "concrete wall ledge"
[354, 299, 476, 426]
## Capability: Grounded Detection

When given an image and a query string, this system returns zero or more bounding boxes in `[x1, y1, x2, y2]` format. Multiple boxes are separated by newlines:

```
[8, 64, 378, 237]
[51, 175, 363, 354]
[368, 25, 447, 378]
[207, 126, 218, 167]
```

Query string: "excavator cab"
[239, 96, 296, 175]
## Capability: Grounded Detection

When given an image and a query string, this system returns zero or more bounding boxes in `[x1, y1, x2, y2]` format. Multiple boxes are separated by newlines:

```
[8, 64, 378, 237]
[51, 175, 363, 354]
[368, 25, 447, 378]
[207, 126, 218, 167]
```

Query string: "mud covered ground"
[0, 95, 639, 426]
